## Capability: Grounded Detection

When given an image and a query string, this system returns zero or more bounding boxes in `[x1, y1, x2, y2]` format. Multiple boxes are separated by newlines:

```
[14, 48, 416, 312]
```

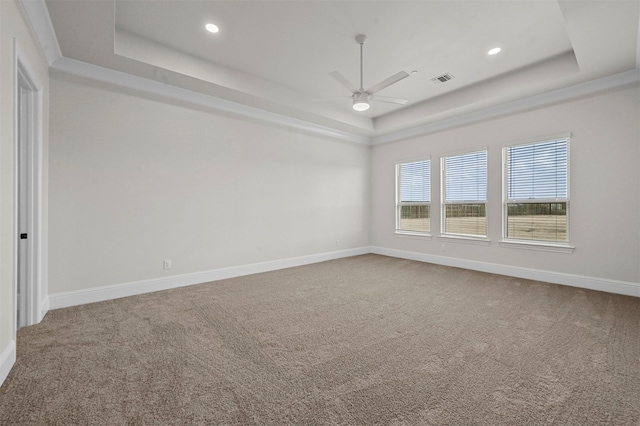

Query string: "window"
[503, 138, 569, 243]
[397, 159, 430, 234]
[441, 150, 487, 237]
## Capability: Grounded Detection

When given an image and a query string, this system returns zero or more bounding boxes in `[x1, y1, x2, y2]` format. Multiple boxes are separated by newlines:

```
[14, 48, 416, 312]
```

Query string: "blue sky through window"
[444, 151, 487, 202]
[506, 139, 567, 200]
[399, 160, 430, 202]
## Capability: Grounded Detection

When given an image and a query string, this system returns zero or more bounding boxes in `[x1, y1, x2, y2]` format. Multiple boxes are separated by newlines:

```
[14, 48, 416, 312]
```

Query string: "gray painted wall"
[371, 84, 640, 283]
[48, 75, 371, 294]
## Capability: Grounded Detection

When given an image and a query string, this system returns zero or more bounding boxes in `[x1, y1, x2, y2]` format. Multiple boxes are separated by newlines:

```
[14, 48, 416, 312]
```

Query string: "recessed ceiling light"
[205, 23, 219, 33]
[488, 47, 501, 55]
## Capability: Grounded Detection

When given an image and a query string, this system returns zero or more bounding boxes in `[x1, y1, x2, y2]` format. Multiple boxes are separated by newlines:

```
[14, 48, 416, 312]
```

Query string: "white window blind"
[397, 160, 430, 233]
[504, 138, 569, 242]
[441, 150, 487, 237]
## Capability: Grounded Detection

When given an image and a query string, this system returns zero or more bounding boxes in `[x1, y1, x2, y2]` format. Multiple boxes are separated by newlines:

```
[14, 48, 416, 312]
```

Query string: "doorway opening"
[15, 44, 44, 330]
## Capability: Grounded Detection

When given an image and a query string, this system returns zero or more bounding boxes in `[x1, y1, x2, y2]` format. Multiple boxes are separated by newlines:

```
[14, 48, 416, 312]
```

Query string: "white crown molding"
[371, 246, 640, 298]
[51, 54, 640, 148]
[51, 57, 372, 145]
[49, 247, 371, 309]
[0, 340, 16, 389]
[17, 0, 62, 66]
[372, 68, 640, 145]
[19, 0, 640, 147]
[18, 0, 372, 144]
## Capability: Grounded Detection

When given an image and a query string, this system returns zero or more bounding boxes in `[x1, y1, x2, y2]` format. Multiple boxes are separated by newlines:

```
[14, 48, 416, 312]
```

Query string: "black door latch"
[20, 233, 27, 239]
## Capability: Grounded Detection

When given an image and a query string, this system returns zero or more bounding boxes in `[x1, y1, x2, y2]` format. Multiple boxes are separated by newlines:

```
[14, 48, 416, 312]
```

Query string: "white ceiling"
[44, 0, 640, 138]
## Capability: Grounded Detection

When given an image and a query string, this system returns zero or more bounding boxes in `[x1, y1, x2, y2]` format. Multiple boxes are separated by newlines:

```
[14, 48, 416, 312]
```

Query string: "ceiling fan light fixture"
[352, 92, 370, 111]
[353, 101, 370, 111]
[205, 23, 219, 33]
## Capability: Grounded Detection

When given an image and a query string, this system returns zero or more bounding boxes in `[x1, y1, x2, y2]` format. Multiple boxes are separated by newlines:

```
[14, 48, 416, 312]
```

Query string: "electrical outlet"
[440, 244, 446, 252]
[163, 260, 172, 270]
[336, 239, 340, 246]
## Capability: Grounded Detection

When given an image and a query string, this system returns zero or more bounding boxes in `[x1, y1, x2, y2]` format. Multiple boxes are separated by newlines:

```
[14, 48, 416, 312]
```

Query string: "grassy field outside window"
[503, 138, 569, 243]
[441, 150, 487, 237]
[397, 159, 430, 234]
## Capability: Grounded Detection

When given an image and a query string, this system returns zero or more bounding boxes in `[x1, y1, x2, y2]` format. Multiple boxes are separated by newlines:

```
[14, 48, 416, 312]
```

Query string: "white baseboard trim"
[39, 296, 50, 322]
[371, 246, 640, 297]
[49, 247, 371, 309]
[48, 245, 639, 311]
[0, 340, 16, 388]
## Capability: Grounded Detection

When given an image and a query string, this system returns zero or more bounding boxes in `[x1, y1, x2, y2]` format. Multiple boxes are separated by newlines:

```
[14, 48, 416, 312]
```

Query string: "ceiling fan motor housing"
[353, 92, 370, 103]
[352, 92, 371, 111]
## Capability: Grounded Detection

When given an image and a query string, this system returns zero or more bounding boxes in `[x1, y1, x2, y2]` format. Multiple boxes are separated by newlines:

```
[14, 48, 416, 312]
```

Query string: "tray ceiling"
[43, 0, 640, 138]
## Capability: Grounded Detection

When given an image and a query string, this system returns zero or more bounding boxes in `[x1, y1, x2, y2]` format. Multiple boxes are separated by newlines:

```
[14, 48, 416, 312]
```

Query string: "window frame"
[440, 148, 489, 240]
[501, 134, 573, 249]
[395, 157, 431, 236]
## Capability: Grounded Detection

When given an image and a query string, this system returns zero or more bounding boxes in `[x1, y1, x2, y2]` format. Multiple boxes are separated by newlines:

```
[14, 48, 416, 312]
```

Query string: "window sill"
[499, 240, 575, 253]
[395, 231, 432, 240]
[438, 235, 491, 246]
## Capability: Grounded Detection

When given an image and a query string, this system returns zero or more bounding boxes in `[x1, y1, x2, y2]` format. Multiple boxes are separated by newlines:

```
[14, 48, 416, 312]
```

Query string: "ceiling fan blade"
[366, 71, 410, 95]
[329, 71, 358, 94]
[370, 95, 408, 105]
[312, 96, 351, 102]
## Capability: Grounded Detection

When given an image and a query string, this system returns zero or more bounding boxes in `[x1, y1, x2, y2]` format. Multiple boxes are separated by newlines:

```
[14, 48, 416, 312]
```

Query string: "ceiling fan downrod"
[356, 34, 367, 92]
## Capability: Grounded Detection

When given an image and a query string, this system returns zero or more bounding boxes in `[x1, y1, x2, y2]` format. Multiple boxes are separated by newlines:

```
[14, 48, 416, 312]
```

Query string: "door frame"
[13, 39, 46, 330]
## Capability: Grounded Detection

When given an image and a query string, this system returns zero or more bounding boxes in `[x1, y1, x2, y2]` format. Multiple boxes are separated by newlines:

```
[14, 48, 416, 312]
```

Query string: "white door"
[14, 46, 44, 330]
[17, 75, 32, 330]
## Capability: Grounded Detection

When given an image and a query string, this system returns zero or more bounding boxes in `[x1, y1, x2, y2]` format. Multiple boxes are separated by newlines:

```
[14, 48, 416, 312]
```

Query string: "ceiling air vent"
[431, 73, 454, 84]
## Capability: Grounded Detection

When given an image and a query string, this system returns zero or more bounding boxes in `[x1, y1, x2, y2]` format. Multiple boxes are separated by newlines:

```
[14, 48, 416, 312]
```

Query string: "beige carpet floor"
[1, 254, 639, 425]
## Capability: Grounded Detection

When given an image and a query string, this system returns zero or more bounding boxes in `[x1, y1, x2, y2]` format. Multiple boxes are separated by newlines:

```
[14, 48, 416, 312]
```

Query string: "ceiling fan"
[327, 34, 410, 112]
